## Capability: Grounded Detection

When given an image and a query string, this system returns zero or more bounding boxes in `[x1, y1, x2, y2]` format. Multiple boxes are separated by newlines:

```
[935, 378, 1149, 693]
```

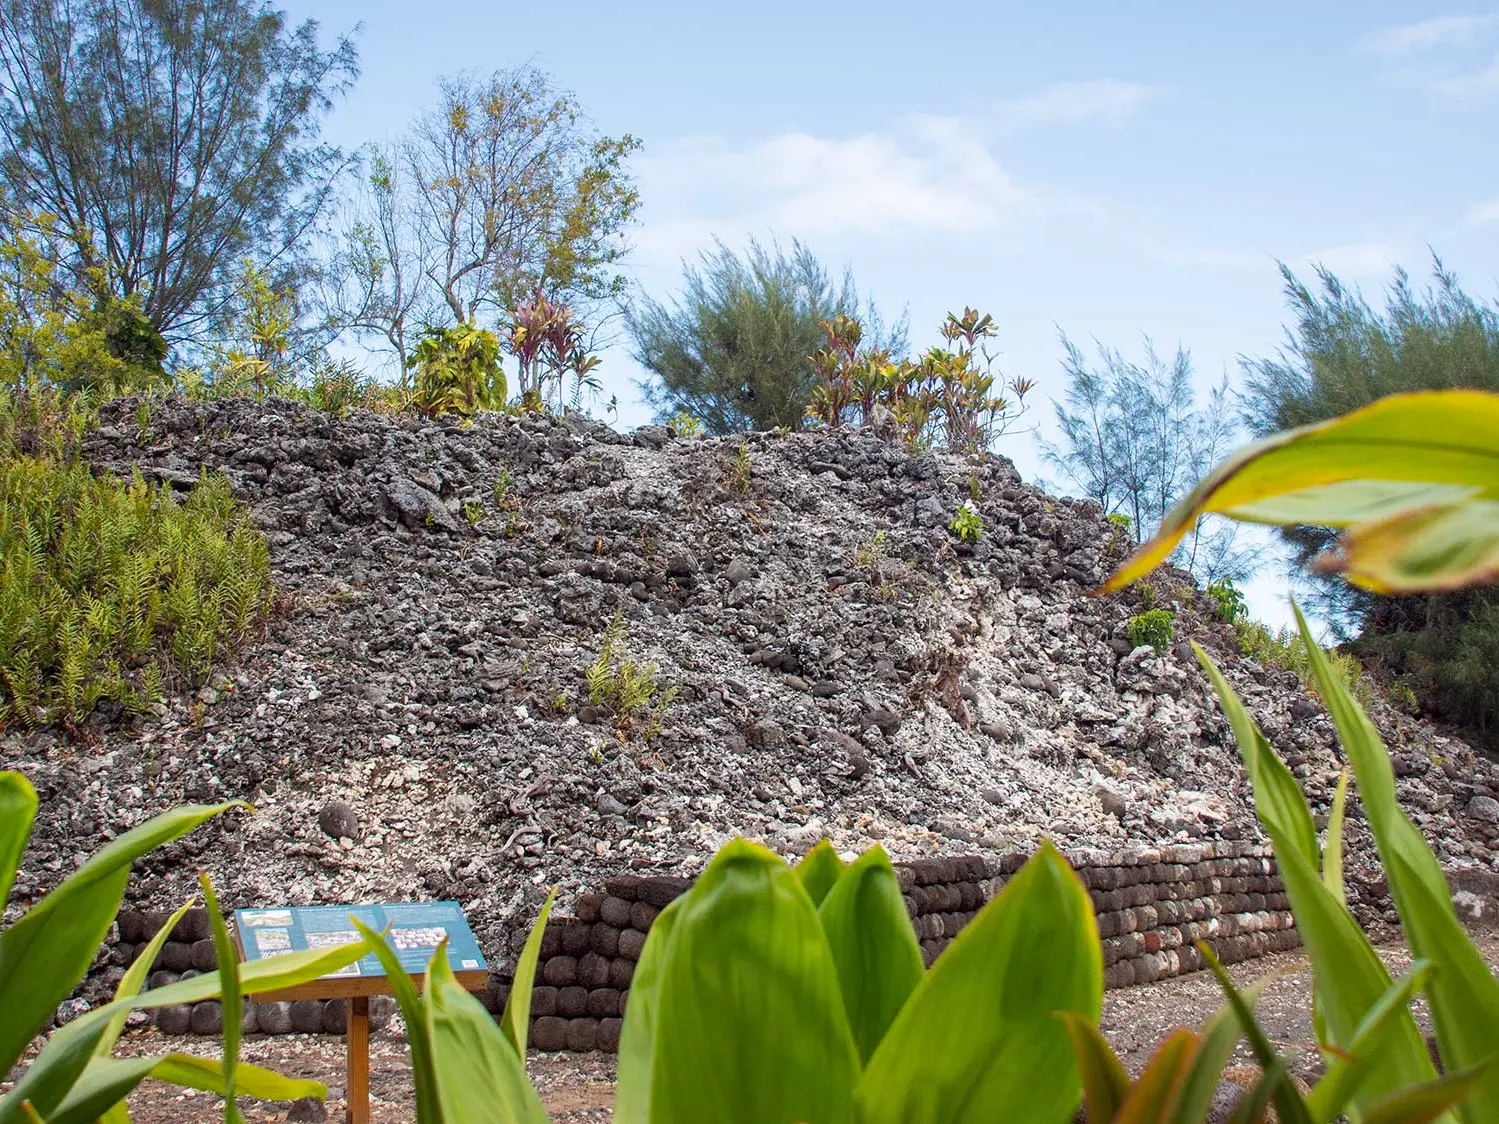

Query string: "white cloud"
[629, 117, 1035, 266]
[1467, 197, 1499, 224]
[1366, 13, 1499, 55]
[1430, 50, 1499, 97]
[995, 79, 1164, 128]
[1299, 241, 1401, 280]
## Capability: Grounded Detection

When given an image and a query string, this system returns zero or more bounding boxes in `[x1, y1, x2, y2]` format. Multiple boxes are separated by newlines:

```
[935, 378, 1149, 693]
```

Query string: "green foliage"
[508, 292, 601, 411]
[0, 771, 368, 1122]
[1204, 577, 1247, 624]
[462, 500, 484, 527]
[207, 261, 297, 397]
[948, 500, 983, 543]
[1127, 608, 1174, 653]
[667, 410, 705, 438]
[493, 469, 513, 507]
[806, 308, 1034, 453]
[585, 612, 677, 740]
[726, 442, 752, 496]
[1042, 333, 1255, 583]
[0, 0, 358, 338]
[0, 440, 272, 729]
[854, 529, 890, 569]
[631, 237, 905, 434]
[409, 323, 507, 418]
[1232, 620, 1373, 708]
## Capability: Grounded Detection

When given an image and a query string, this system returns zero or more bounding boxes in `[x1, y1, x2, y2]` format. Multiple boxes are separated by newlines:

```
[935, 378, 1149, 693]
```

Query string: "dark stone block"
[637, 876, 692, 908]
[175, 908, 212, 943]
[566, 1017, 599, 1051]
[618, 929, 646, 961]
[599, 896, 633, 927]
[322, 999, 347, 1034]
[557, 986, 589, 1017]
[578, 952, 610, 989]
[142, 909, 172, 940]
[603, 875, 642, 901]
[575, 893, 603, 923]
[161, 941, 195, 972]
[543, 956, 578, 986]
[290, 1000, 325, 1034]
[590, 922, 619, 958]
[586, 988, 620, 1018]
[148, 969, 180, 989]
[117, 909, 146, 943]
[531, 1015, 568, 1051]
[370, 996, 396, 1030]
[191, 938, 218, 971]
[597, 1016, 623, 1053]
[629, 901, 659, 931]
[531, 986, 558, 1016]
[608, 957, 634, 988]
[255, 1001, 292, 1034]
[156, 1005, 193, 1035]
[561, 921, 592, 957]
[539, 922, 564, 960]
[189, 1001, 223, 1036]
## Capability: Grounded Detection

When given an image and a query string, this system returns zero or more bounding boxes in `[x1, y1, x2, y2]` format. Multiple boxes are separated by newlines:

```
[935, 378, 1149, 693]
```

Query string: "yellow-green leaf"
[794, 839, 846, 908]
[1057, 1013, 1128, 1123]
[500, 888, 555, 1060]
[0, 772, 37, 915]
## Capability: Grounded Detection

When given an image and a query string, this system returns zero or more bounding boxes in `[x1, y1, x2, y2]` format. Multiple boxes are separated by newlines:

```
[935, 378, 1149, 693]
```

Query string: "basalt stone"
[637, 876, 692, 908]
[603, 875, 642, 901]
[531, 986, 558, 1017]
[191, 938, 218, 971]
[560, 920, 593, 958]
[174, 908, 212, 943]
[161, 941, 195, 972]
[189, 1001, 223, 1036]
[599, 896, 633, 927]
[618, 929, 646, 961]
[286, 1098, 328, 1123]
[255, 1001, 293, 1035]
[566, 1017, 600, 1052]
[531, 1016, 569, 1052]
[322, 999, 347, 1034]
[629, 901, 659, 931]
[586, 988, 620, 1018]
[148, 969, 180, 989]
[578, 952, 610, 990]
[290, 1000, 326, 1034]
[117, 909, 146, 943]
[575, 893, 603, 923]
[317, 799, 360, 841]
[557, 986, 589, 1018]
[608, 957, 635, 988]
[539, 923, 563, 960]
[156, 1004, 193, 1034]
[543, 956, 578, 986]
[590, 922, 620, 958]
[370, 996, 396, 1031]
[598, 1017, 624, 1053]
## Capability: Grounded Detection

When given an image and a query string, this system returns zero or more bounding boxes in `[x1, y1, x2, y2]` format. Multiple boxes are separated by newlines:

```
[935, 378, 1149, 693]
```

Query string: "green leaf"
[98, 898, 196, 1056]
[1115, 1028, 1198, 1124]
[146, 1055, 324, 1104]
[1170, 984, 1261, 1124]
[816, 845, 923, 1063]
[856, 842, 1101, 1124]
[613, 894, 683, 1124]
[351, 919, 440, 1124]
[0, 771, 37, 914]
[639, 839, 860, 1124]
[1294, 602, 1499, 1123]
[1101, 389, 1499, 593]
[1362, 1063, 1496, 1124]
[794, 839, 846, 907]
[0, 800, 243, 1075]
[198, 873, 242, 1124]
[47, 1053, 325, 1124]
[1057, 1012, 1128, 1123]
[1195, 643, 1438, 1112]
[500, 888, 556, 1058]
[425, 944, 548, 1124]
[1324, 769, 1350, 906]
[1308, 962, 1435, 1123]
[1202, 945, 1314, 1124]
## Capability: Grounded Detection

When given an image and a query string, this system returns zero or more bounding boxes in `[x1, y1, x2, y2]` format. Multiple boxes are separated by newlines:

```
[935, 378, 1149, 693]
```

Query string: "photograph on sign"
[233, 901, 487, 981]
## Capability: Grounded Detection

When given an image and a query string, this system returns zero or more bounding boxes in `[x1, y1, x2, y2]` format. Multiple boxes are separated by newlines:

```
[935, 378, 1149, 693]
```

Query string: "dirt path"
[93, 933, 1499, 1121]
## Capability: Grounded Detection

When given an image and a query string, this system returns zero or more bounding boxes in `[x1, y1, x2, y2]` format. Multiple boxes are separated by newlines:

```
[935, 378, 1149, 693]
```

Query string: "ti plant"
[0, 771, 370, 1123]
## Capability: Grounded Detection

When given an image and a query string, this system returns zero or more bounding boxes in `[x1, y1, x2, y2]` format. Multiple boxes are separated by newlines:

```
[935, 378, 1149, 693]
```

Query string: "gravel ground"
[101, 932, 1499, 1123]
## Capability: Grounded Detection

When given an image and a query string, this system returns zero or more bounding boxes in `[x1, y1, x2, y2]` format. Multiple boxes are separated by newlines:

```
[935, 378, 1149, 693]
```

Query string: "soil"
[105, 933, 1499, 1123]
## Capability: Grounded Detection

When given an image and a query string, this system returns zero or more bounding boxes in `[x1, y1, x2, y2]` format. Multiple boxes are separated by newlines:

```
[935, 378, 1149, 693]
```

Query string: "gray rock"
[725, 557, 752, 586]
[318, 799, 360, 842]
[286, 1097, 329, 1123]
[1468, 795, 1499, 823]
[596, 792, 629, 816]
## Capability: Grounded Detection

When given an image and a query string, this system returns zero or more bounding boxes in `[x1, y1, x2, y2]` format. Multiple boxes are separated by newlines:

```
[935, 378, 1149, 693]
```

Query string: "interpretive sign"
[234, 900, 488, 978]
[233, 900, 488, 1124]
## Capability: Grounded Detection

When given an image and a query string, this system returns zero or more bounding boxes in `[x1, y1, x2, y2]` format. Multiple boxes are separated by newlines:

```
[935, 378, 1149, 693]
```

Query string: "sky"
[284, 1, 1499, 627]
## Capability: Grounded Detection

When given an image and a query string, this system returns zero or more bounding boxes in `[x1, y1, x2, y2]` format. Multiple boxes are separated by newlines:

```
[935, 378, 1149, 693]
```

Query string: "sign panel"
[234, 900, 487, 979]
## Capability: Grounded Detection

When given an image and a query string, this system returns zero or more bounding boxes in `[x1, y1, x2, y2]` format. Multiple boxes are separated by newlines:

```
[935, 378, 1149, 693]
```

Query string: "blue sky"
[287, 1, 1499, 625]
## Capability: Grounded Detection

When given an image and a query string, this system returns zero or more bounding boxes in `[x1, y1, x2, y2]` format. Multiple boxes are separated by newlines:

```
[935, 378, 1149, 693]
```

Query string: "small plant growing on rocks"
[726, 441, 752, 496]
[462, 499, 485, 526]
[1106, 511, 1132, 532]
[586, 612, 678, 739]
[854, 529, 889, 569]
[948, 500, 983, 543]
[493, 468, 512, 506]
[1204, 577, 1246, 624]
[667, 410, 705, 438]
[1127, 608, 1174, 653]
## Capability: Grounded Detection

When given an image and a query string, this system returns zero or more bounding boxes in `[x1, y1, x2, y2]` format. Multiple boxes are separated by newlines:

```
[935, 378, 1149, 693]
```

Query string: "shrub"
[667, 410, 705, 438]
[1127, 608, 1174, 653]
[409, 323, 508, 418]
[726, 441, 752, 496]
[948, 500, 983, 543]
[0, 771, 368, 1120]
[1204, 577, 1246, 624]
[1106, 511, 1132, 531]
[0, 452, 272, 728]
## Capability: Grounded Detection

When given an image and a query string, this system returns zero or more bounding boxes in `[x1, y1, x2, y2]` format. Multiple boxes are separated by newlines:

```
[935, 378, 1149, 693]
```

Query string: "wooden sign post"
[234, 901, 489, 1124]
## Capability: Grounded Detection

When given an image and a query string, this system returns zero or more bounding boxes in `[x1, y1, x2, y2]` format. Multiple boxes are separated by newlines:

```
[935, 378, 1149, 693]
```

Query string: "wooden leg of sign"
[346, 996, 370, 1124]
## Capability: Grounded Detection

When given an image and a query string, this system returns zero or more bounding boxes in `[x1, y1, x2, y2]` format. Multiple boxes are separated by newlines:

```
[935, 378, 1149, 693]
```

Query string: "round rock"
[317, 799, 360, 841]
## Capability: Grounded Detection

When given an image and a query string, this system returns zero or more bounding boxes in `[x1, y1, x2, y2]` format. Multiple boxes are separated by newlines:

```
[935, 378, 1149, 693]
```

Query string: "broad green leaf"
[1057, 1013, 1128, 1123]
[425, 944, 548, 1124]
[1170, 984, 1262, 1124]
[48, 1053, 326, 1124]
[1203, 945, 1314, 1124]
[857, 842, 1101, 1124]
[1195, 644, 1438, 1112]
[795, 839, 846, 907]
[0, 771, 37, 913]
[1324, 769, 1350, 906]
[198, 873, 242, 1124]
[351, 919, 440, 1124]
[1362, 1064, 1496, 1124]
[1101, 389, 1499, 593]
[816, 845, 923, 1063]
[1308, 963, 1434, 1123]
[0, 800, 243, 1074]
[1, 939, 367, 1124]
[1115, 1028, 1197, 1124]
[613, 895, 683, 1124]
[500, 888, 556, 1059]
[98, 898, 196, 1056]
[1295, 602, 1499, 1123]
[644, 839, 859, 1124]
